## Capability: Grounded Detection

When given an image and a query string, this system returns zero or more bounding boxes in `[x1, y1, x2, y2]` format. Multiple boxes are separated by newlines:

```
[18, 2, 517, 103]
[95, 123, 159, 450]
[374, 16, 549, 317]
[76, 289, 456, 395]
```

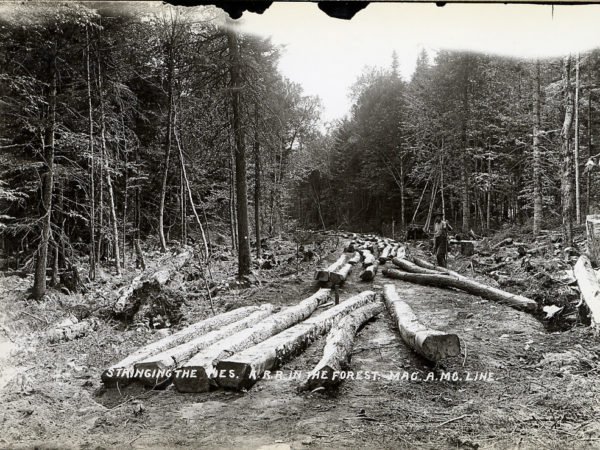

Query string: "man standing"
[433, 212, 451, 267]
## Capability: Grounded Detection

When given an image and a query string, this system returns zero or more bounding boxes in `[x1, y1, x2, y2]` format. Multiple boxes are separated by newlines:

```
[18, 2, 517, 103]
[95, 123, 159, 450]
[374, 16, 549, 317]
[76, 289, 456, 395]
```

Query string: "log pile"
[101, 305, 266, 387]
[172, 288, 331, 392]
[215, 290, 378, 391]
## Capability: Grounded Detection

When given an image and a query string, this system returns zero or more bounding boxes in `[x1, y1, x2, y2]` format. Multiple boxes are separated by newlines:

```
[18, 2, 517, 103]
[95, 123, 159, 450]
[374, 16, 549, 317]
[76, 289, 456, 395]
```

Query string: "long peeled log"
[173, 288, 331, 392]
[383, 284, 460, 361]
[411, 256, 462, 277]
[382, 268, 538, 312]
[215, 291, 378, 391]
[360, 261, 379, 281]
[133, 305, 274, 387]
[392, 257, 439, 275]
[348, 252, 362, 265]
[574, 255, 600, 326]
[101, 305, 262, 387]
[303, 302, 383, 392]
[315, 255, 346, 282]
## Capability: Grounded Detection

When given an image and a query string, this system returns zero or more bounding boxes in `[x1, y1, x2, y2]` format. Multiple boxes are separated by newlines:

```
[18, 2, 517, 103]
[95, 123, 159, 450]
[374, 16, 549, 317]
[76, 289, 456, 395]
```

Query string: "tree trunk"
[174, 288, 332, 392]
[359, 262, 378, 282]
[486, 152, 492, 230]
[575, 53, 581, 224]
[461, 56, 471, 234]
[587, 91, 592, 216]
[98, 55, 121, 275]
[32, 46, 57, 300]
[101, 305, 264, 387]
[383, 284, 460, 361]
[86, 27, 96, 281]
[561, 55, 575, 247]
[533, 61, 543, 236]
[158, 44, 175, 253]
[253, 105, 261, 258]
[303, 302, 383, 392]
[227, 28, 251, 277]
[215, 290, 376, 392]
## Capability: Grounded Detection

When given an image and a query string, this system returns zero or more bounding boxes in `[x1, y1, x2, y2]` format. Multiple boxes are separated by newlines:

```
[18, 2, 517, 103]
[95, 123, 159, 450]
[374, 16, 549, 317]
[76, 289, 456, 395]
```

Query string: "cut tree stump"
[330, 263, 353, 285]
[574, 254, 600, 327]
[113, 250, 192, 321]
[382, 268, 538, 312]
[360, 262, 379, 281]
[173, 288, 331, 392]
[101, 305, 263, 387]
[215, 290, 378, 391]
[133, 305, 274, 387]
[382, 284, 460, 361]
[303, 302, 383, 392]
[315, 255, 346, 282]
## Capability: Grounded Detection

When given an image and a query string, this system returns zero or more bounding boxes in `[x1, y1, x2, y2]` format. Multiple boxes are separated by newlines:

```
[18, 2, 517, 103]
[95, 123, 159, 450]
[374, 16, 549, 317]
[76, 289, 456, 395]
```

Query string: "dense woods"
[2, 3, 600, 297]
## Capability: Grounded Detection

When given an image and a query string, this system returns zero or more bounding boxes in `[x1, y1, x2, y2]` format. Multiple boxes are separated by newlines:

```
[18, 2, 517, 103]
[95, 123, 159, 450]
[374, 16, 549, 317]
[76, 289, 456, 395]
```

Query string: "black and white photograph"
[2, 1, 600, 448]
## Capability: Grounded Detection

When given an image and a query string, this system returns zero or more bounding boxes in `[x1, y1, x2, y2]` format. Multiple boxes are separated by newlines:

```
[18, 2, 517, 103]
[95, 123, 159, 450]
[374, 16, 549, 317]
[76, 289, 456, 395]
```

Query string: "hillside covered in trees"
[2, 3, 599, 297]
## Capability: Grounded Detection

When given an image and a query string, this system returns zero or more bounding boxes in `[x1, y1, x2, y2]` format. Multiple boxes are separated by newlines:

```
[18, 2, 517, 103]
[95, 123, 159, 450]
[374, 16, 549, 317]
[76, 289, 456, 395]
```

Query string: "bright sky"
[236, 3, 600, 124]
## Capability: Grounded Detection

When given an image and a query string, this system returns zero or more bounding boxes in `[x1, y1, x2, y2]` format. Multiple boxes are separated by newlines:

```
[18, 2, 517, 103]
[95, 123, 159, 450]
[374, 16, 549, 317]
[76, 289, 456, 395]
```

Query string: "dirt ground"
[2, 235, 600, 449]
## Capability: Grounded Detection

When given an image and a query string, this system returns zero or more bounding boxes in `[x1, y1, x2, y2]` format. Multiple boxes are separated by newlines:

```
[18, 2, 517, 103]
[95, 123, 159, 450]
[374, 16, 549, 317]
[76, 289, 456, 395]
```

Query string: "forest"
[3, 3, 600, 448]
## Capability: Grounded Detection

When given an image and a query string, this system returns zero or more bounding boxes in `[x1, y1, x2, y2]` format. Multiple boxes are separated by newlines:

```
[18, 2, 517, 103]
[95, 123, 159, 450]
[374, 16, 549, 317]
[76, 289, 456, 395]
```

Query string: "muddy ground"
[2, 234, 600, 449]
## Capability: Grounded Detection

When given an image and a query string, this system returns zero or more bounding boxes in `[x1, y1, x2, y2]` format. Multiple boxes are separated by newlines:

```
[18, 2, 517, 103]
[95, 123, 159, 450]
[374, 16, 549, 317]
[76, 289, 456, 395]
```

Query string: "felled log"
[411, 256, 462, 277]
[113, 250, 191, 321]
[173, 288, 331, 392]
[362, 250, 375, 267]
[348, 251, 362, 265]
[360, 262, 379, 281]
[133, 305, 274, 387]
[47, 317, 99, 344]
[330, 263, 353, 285]
[392, 257, 439, 275]
[215, 290, 377, 391]
[574, 255, 600, 326]
[315, 255, 346, 282]
[492, 238, 513, 249]
[379, 245, 393, 263]
[382, 284, 460, 361]
[101, 305, 263, 387]
[303, 302, 384, 392]
[382, 268, 538, 312]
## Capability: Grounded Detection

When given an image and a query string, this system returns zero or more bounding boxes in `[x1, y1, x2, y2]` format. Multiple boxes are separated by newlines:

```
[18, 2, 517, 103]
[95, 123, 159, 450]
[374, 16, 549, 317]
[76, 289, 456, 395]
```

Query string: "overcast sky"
[236, 3, 600, 124]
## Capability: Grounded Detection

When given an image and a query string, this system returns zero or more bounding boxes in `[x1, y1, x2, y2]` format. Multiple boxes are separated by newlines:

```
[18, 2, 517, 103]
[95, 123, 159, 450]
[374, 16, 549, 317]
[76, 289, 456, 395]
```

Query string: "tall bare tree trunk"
[486, 151, 491, 230]
[158, 43, 175, 253]
[86, 27, 96, 281]
[253, 105, 261, 259]
[227, 27, 251, 277]
[121, 113, 128, 268]
[98, 53, 121, 275]
[400, 155, 405, 226]
[587, 91, 593, 216]
[461, 57, 471, 234]
[533, 60, 543, 236]
[32, 46, 57, 300]
[575, 53, 581, 224]
[561, 55, 575, 247]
